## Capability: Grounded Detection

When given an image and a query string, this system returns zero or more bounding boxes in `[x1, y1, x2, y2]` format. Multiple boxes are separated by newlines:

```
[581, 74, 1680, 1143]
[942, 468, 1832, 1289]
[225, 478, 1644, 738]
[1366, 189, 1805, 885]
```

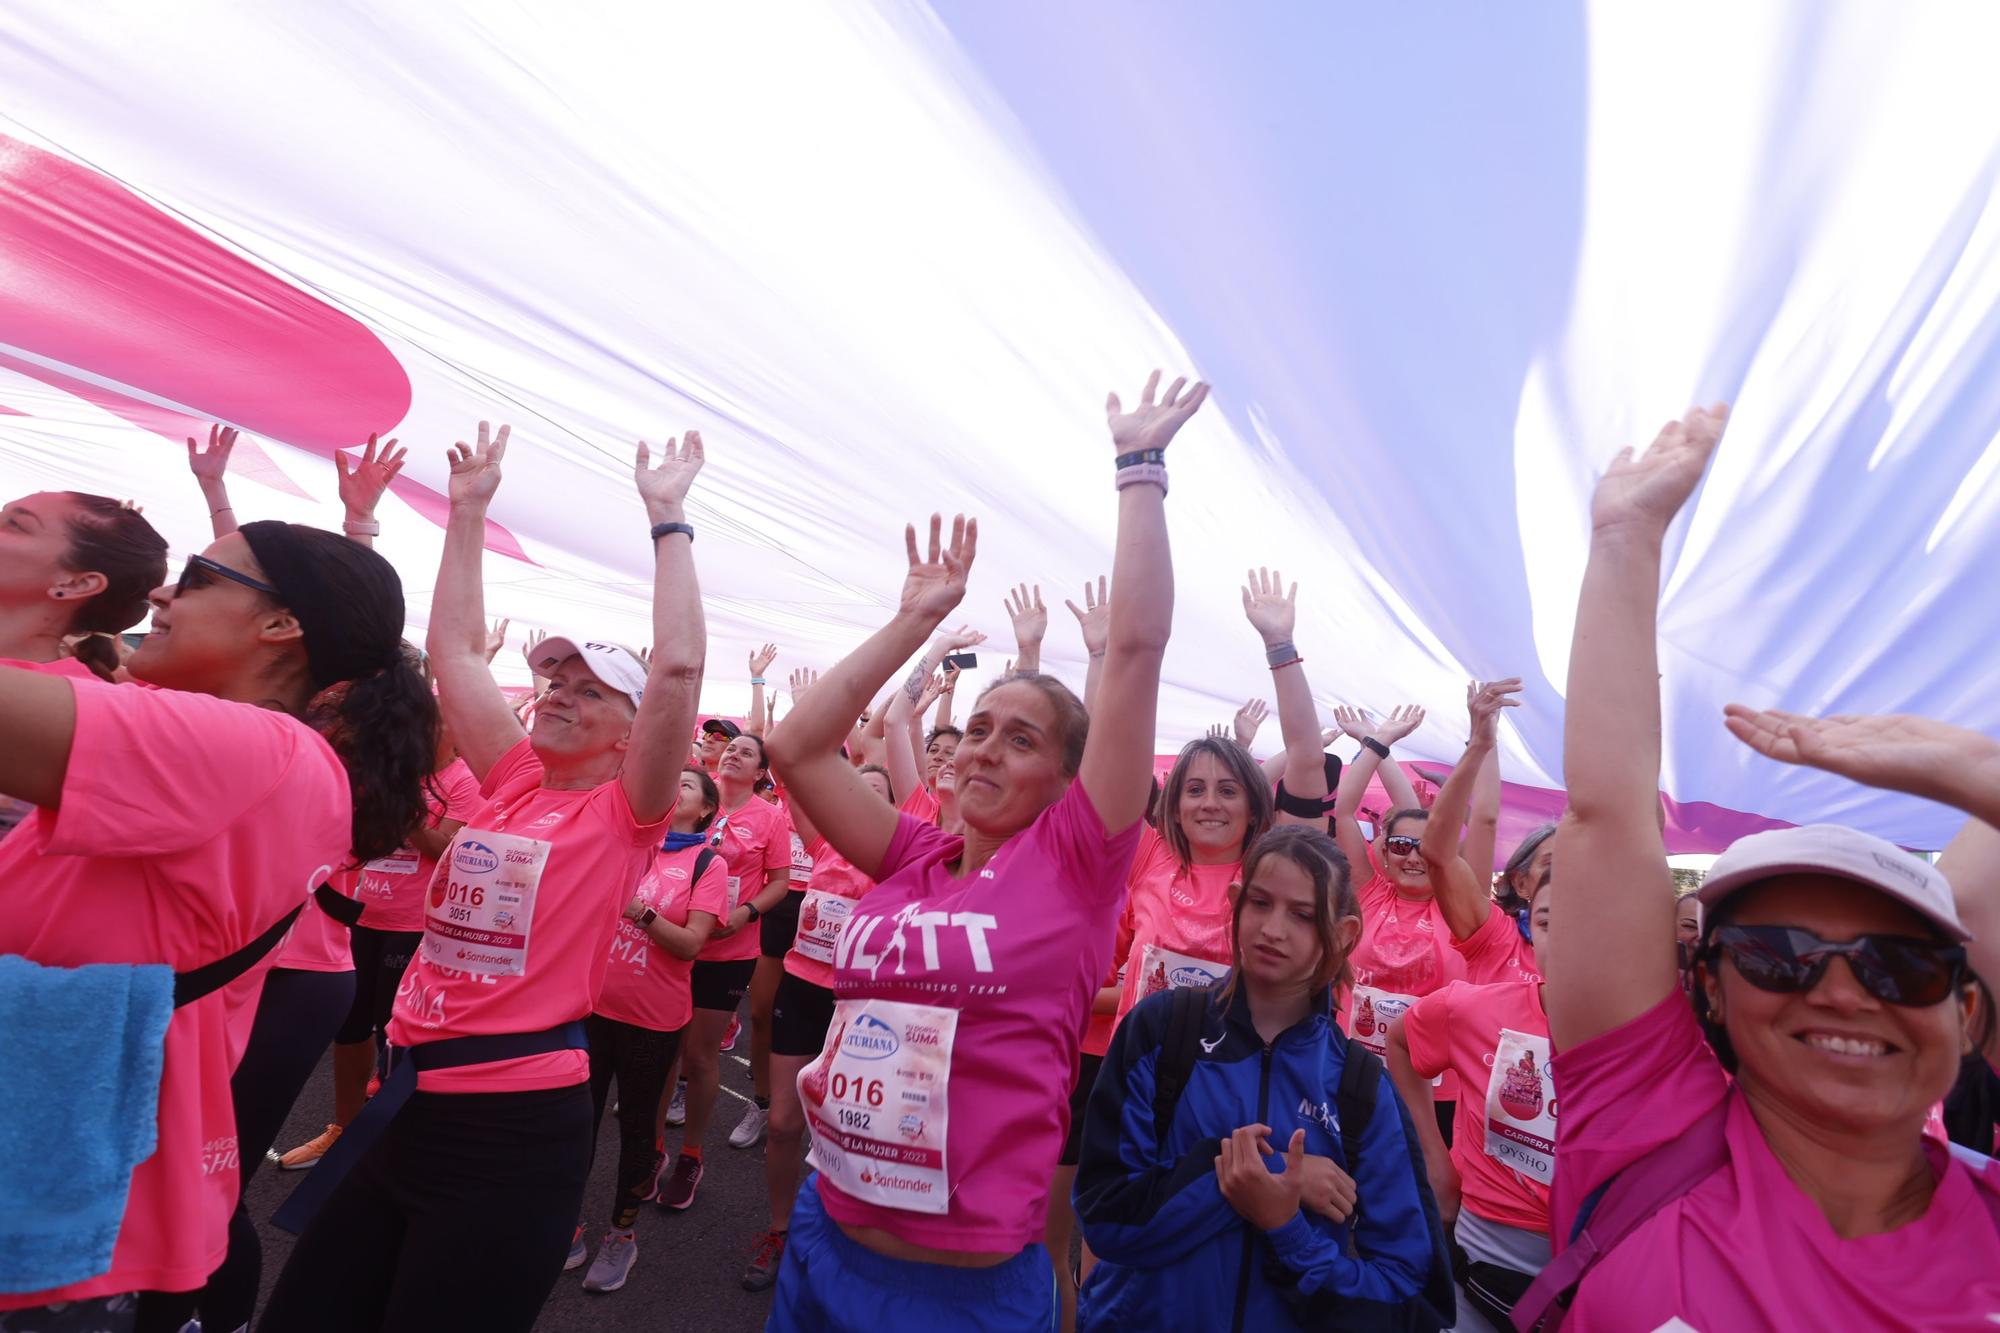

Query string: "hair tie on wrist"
[749, 677, 766, 686]
[1115, 462, 1168, 496]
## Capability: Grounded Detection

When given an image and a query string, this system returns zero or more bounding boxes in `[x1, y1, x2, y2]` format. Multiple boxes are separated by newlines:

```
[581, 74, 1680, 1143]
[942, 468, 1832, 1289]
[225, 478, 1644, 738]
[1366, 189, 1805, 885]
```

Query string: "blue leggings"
[766, 1177, 1056, 1333]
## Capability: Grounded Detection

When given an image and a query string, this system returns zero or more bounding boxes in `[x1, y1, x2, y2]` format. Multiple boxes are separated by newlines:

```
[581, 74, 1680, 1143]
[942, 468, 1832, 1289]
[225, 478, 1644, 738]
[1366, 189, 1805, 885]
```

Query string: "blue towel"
[0, 954, 173, 1295]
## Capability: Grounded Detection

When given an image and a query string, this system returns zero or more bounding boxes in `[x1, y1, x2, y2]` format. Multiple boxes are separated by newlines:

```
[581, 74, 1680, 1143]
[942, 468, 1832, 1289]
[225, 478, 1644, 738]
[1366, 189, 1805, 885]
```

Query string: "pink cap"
[1698, 823, 1967, 941]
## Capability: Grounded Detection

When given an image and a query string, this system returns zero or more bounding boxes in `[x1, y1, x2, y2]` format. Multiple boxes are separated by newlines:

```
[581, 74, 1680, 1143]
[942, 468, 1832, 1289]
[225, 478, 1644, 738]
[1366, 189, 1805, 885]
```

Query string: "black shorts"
[334, 925, 423, 1045]
[689, 957, 757, 1013]
[1059, 1051, 1105, 1167]
[760, 889, 806, 959]
[770, 970, 837, 1057]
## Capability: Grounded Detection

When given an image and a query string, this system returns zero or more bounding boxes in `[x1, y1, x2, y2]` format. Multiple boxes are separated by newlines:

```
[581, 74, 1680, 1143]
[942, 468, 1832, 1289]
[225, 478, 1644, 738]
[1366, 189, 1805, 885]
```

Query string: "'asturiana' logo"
[454, 840, 500, 875]
[842, 1013, 900, 1061]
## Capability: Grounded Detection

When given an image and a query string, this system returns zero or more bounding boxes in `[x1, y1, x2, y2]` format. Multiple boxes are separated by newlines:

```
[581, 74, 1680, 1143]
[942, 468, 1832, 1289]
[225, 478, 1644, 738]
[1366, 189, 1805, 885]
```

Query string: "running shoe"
[656, 1153, 703, 1211]
[364, 1072, 381, 1099]
[582, 1228, 638, 1292]
[277, 1123, 341, 1171]
[720, 1014, 741, 1051]
[729, 1102, 770, 1149]
[740, 1229, 788, 1292]
[664, 1078, 687, 1126]
[564, 1225, 588, 1271]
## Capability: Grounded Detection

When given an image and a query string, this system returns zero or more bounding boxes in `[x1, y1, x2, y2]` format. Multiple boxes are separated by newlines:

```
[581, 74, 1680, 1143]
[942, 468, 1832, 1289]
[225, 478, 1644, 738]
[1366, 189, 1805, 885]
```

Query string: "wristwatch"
[636, 906, 658, 929]
[744, 902, 763, 923]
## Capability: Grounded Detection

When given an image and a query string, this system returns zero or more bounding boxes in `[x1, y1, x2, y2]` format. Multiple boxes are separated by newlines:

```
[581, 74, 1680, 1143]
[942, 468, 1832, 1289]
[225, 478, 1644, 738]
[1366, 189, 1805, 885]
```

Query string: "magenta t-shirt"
[1554, 991, 2000, 1330]
[594, 842, 730, 1033]
[814, 779, 1141, 1252]
[0, 678, 350, 1309]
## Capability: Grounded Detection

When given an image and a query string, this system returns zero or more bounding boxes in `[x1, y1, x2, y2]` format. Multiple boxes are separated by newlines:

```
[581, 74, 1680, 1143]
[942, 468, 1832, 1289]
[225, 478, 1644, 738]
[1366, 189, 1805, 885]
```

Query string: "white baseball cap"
[1698, 823, 1967, 941]
[524, 635, 647, 708]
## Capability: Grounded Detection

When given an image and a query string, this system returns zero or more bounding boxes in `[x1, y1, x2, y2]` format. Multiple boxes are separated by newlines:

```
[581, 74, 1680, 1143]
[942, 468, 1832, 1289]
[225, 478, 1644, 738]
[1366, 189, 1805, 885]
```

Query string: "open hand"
[1005, 583, 1048, 647]
[899, 514, 977, 623]
[1723, 707, 1999, 808]
[1107, 370, 1210, 456]
[1241, 567, 1297, 646]
[187, 424, 238, 482]
[336, 432, 406, 517]
[447, 422, 510, 507]
[483, 618, 509, 664]
[789, 667, 819, 701]
[750, 643, 779, 678]
[1375, 704, 1427, 746]
[1467, 678, 1522, 747]
[1065, 575, 1111, 657]
[1591, 404, 1728, 536]
[1235, 699, 1269, 748]
[635, 431, 704, 516]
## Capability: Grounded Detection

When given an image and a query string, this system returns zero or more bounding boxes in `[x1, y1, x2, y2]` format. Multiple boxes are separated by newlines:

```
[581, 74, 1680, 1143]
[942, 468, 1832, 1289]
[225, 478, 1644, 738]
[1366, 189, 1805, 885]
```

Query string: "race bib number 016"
[800, 999, 957, 1214]
[421, 828, 552, 977]
[792, 889, 853, 965]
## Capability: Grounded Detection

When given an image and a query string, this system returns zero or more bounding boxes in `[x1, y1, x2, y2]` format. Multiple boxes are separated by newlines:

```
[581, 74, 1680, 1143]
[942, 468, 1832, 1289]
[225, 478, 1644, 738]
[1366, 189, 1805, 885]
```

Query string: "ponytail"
[307, 656, 441, 864]
[67, 633, 123, 683]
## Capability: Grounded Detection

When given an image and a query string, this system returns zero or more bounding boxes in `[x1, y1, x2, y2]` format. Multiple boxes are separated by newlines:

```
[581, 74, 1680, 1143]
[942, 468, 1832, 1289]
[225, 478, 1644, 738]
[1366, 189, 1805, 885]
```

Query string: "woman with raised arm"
[259, 421, 707, 1333]
[569, 764, 728, 1293]
[1494, 822, 1558, 918]
[762, 372, 1204, 1330]
[0, 492, 429, 1329]
[1521, 406, 2000, 1332]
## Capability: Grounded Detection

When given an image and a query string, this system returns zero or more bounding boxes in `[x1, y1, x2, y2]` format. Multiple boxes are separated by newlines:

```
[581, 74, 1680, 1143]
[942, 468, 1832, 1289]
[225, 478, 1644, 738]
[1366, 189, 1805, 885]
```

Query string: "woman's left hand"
[635, 431, 704, 518]
[622, 896, 648, 923]
[1215, 1124, 1303, 1232]
[336, 432, 406, 517]
[1723, 707, 2000, 809]
[1106, 369, 1209, 456]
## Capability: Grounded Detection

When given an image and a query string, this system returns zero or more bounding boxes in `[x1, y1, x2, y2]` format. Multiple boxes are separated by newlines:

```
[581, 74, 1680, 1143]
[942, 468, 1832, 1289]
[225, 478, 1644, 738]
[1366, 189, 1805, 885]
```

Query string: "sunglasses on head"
[1383, 835, 1423, 856]
[176, 553, 278, 597]
[1707, 924, 1967, 1008]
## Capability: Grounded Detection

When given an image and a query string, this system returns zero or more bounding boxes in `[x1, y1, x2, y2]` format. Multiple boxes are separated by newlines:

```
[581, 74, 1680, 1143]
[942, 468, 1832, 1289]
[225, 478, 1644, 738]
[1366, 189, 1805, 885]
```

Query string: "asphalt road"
[246, 1021, 785, 1332]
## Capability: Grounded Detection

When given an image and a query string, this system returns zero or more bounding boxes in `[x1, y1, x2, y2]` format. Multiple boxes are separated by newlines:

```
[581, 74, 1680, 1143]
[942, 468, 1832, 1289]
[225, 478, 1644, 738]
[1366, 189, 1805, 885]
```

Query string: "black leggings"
[197, 966, 354, 1333]
[258, 1083, 593, 1333]
[334, 925, 422, 1047]
[585, 1013, 684, 1229]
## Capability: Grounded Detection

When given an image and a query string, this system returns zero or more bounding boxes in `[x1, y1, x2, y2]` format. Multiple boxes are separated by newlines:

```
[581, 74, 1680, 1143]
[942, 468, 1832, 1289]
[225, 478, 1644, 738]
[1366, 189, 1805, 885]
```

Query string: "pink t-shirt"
[1453, 904, 1543, 985]
[0, 656, 101, 842]
[388, 738, 668, 1092]
[904, 784, 942, 826]
[1113, 825, 1238, 1025]
[783, 835, 876, 990]
[813, 780, 1142, 1251]
[1401, 979, 1553, 1234]
[594, 842, 730, 1033]
[354, 758, 483, 933]
[0, 678, 350, 1308]
[274, 868, 358, 972]
[1347, 871, 1484, 1101]
[693, 795, 792, 963]
[1554, 991, 2000, 1330]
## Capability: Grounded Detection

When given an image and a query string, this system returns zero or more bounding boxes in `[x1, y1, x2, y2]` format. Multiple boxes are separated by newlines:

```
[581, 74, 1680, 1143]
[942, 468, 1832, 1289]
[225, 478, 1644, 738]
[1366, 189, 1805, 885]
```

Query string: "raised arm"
[884, 660, 947, 805]
[1724, 707, 2000, 1066]
[1549, 405, 1728, 1050]
[427, 422, 529, 781]
[1331, 706, 1425, 872]
[1242, 568, 1327, 821]
[931, 661, 958, 735]
[765, 514, 977, 879]
[619, 433, 708, 825]
[1004, 583, 1047, 674]
[1420, 680, 1520, 940]
[1065, 575, 1111, 715]
[1080, 372, 1207, 829]
[745, 643, 778, 738]
[1462, 743, 1502, 891]
[333, 433, 405, 550]
[187, 425, 241, 539]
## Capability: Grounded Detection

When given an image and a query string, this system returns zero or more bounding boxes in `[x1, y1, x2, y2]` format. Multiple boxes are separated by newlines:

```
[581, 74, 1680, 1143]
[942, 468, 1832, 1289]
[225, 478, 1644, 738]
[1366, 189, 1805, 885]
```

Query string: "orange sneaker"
[278, 1123, 341, 1171]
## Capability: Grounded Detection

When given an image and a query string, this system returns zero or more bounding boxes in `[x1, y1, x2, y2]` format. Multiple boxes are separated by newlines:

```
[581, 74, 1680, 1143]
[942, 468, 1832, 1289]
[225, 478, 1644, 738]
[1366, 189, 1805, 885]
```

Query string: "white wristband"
[342, 518, 382, 536]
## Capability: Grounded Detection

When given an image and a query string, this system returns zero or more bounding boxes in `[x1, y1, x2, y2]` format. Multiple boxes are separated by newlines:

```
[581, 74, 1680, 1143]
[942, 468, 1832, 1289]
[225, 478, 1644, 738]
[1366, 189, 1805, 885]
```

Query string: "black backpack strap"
[1335, 1032, 1381, 1172]
[314, 880, 364, 927]
[1150, 984, 1211, 1149]
[171, 901, 306, 1008]
[692, 847, 720, 888]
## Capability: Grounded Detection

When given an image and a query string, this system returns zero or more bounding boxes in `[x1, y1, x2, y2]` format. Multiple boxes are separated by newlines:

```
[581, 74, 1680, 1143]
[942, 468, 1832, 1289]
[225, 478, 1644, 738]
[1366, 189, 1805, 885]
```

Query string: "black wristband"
[1361, 737, 1391, 760]
[1274, 780, 1335, 820]
[650, 521, 694, 543]
[744, 901, 762, 923]
[1113, 448, 1167, 471]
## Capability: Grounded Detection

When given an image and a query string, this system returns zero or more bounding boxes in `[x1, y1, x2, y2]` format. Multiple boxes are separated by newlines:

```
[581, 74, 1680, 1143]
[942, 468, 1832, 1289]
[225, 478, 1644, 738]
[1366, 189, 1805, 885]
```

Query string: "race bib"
[1346, 984, 1419, 1056]
[1484, 1026, 1556, 1185]
[420, 828, 551, 977]
[793, 889, 853, 965]
[1137, 942, 1228, 999]
[366, 844, 422, 876]
[801, 999, 957, 1214]
[789, 833, 814, 887]
[725, 875, 743, 915]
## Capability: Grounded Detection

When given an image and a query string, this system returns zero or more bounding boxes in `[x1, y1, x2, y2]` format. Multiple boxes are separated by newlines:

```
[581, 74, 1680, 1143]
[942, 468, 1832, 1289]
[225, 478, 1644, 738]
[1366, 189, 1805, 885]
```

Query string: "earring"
[52, 591, 65, 599]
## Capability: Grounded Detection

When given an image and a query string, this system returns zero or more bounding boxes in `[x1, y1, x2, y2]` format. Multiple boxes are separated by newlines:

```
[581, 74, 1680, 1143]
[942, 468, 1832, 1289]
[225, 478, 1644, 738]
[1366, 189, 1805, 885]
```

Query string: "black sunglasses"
[176, 553, 278, 597]
[1383, 835, 1423, 856]
[1707, 924, 1967, 1008]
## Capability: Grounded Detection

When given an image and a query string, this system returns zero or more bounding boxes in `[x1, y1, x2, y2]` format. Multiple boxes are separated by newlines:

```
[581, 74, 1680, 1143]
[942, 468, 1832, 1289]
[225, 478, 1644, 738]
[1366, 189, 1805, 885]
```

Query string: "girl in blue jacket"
[1075, 824, 1446, 1332]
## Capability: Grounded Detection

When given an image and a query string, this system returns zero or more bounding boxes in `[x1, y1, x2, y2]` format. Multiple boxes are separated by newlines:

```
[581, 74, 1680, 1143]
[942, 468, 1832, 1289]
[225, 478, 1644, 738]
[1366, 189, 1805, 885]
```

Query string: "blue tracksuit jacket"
[1073, 981, 1436, 1331]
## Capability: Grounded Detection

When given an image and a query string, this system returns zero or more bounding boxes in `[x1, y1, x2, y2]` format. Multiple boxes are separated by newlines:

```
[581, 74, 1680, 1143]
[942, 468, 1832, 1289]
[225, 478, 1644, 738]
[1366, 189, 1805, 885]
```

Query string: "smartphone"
[943, 652, 979, 670]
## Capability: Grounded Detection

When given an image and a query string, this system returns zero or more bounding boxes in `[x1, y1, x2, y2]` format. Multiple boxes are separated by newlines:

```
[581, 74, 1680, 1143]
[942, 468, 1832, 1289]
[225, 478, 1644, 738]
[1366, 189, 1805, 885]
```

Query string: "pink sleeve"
[440, 765, 484, 822]
[1454, 906, 1528, 982]
[1551, 991, 1731, 1244]
[760, 806, 792, 873]
[1038, 779, 1145, 907]
[877, 812, 957, 880]
[47, 679, 342, 857]
[691, 856, 730, 918]
[1400, 984, 1456, 1080]
[478, 737, 544, 799]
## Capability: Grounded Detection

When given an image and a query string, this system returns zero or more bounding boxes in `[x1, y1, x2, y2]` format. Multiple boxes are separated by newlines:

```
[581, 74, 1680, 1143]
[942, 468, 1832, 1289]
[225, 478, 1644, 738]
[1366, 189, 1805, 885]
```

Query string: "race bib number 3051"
[800, 999, 957, 1215]
[421, 829, 552, 977]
